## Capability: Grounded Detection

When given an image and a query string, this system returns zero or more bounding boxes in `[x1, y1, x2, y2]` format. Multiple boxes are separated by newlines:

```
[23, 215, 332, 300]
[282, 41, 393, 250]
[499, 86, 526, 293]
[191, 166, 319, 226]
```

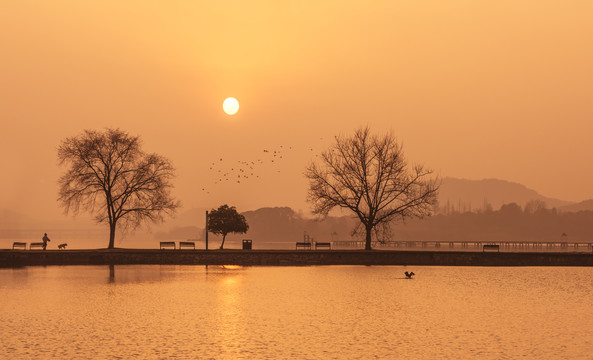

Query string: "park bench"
[179, 241, 195, 250]
[30, 242, 44, 250]
[160, 241, 176, 250]
[483, 244, 500, 252]
[296, 242, 312, 250]
[315, 242, 331, 250]
[12, 242, 26, 250]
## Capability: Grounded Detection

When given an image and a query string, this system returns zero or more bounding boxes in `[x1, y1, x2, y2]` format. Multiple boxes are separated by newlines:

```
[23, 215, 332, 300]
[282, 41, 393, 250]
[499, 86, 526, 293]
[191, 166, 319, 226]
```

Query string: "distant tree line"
[212, 204, 593, 245]
[390, 200, 593, 243]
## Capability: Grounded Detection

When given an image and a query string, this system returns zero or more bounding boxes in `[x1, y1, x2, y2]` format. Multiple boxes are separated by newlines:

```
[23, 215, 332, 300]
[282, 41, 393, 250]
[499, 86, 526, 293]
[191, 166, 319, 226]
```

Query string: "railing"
[331, 240, 593, 251]
[315, 242, 331, 250]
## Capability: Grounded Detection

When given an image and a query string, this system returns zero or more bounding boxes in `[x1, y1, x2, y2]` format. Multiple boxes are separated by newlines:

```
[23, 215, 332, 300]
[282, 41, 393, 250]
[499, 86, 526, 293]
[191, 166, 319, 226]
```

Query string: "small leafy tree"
[208, 204, 249, 249]
[58, 128, 180, 248]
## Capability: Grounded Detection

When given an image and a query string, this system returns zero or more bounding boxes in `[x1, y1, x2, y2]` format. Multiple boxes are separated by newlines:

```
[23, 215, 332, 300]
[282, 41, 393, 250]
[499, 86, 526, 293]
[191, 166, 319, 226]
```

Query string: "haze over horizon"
[2, 1, 592, 223]
[0, 176, 587, 229]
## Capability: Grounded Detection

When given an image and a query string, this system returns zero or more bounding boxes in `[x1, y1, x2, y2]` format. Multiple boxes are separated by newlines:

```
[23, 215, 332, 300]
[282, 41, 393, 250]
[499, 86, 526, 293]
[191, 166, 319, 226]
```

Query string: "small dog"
[58, 243, 68, 250]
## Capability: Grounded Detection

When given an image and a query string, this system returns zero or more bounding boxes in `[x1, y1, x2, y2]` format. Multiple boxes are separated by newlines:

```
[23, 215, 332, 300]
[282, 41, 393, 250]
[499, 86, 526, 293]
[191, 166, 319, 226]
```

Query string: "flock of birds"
[200, 143, 322, 194]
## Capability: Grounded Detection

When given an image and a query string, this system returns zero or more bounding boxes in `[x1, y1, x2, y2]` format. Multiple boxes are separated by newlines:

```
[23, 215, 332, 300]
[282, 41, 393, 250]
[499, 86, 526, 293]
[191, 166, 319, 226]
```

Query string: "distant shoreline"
[2, 249, 593, 267]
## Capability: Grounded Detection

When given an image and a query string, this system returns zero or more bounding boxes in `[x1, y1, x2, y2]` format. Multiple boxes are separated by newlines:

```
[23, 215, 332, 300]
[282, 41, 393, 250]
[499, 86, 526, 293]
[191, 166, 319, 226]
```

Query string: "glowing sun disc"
[223, 97, 239, 115]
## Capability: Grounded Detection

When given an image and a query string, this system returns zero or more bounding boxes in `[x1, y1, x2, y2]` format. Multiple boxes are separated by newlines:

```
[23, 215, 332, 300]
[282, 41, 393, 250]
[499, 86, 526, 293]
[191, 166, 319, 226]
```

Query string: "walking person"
[42, 233, 51, 250]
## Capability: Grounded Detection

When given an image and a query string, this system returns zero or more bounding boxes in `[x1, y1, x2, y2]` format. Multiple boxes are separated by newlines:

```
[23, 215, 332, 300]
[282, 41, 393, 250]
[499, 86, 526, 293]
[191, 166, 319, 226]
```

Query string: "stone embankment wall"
[2, 249, 593, 267]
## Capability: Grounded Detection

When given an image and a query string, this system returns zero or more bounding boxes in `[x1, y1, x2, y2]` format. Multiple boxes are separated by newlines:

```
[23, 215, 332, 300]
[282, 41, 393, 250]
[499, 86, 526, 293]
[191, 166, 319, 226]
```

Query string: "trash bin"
[242, 239, 252, 250]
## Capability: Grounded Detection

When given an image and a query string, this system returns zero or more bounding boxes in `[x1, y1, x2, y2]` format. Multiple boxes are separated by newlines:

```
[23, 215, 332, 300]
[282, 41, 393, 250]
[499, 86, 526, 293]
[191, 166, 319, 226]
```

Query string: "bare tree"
[58, 128, 180, 249]
[207, 204, 249, 249]
[305, 127, 439, 250]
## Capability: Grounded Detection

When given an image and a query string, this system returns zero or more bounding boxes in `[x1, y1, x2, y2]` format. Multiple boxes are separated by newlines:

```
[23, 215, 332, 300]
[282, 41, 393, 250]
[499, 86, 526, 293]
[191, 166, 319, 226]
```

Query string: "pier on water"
[331, 240, 593, 252]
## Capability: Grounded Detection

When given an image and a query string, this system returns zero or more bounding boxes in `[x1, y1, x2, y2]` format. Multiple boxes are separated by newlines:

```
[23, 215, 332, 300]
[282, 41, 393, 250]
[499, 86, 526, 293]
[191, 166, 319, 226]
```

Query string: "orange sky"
[1, 1, 592, 222]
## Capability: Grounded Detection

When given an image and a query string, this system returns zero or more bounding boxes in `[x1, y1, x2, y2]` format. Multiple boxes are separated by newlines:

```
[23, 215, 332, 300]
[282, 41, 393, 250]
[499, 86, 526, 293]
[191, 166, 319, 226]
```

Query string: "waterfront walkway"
[2, 248, 593, 267]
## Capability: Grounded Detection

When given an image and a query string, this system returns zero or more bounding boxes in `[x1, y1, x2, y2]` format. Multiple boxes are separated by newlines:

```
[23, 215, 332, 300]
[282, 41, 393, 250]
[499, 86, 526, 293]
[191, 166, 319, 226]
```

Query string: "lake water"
[2, 266, 592, 359]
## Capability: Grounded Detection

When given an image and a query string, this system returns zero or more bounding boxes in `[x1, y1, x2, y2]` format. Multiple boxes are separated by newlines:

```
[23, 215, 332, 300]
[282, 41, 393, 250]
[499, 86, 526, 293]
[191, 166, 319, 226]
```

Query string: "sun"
[223, 97, 239, 115]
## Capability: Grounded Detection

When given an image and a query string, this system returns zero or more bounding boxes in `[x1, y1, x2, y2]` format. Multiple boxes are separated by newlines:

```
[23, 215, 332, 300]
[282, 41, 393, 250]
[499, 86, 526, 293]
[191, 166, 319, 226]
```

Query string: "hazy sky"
[1, 1, 592, 222]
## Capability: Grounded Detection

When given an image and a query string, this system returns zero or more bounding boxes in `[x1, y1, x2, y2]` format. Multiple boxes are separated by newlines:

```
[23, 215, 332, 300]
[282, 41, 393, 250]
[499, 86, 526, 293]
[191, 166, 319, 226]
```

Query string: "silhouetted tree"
[305, 127, 439, 250]
[524, 200, 547, 214]
[208, 204, 249, 249]
[58, 128, 180, 249]
[499, 202, 523, 217]
[482, 198, 494, 213]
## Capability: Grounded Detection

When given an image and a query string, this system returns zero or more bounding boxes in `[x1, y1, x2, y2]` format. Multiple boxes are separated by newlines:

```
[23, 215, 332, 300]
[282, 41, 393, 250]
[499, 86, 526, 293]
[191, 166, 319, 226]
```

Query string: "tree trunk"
[365, 226, 372, 250]
[108, 264, 115, 283]
[108, 222, 116, 249]
[220, 234, 226, 249]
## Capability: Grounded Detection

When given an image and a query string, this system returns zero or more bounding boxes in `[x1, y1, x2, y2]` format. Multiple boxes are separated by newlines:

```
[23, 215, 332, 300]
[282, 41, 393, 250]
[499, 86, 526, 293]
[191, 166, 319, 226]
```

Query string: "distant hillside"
[238, 206, 354, 244]
[439, 178, 574, 212]
[559, 199, 593, 213]
[5, 203, 593, 249]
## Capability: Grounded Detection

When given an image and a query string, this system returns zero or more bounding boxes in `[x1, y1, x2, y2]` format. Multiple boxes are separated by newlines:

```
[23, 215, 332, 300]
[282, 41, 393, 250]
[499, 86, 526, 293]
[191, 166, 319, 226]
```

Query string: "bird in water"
[404, 271, 415, 279]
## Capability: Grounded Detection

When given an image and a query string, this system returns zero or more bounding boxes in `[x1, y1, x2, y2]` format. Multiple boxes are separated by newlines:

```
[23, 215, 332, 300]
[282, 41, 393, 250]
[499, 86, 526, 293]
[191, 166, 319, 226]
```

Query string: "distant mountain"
[439, 178, 574, 212]
[558, 199, 593, 213]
